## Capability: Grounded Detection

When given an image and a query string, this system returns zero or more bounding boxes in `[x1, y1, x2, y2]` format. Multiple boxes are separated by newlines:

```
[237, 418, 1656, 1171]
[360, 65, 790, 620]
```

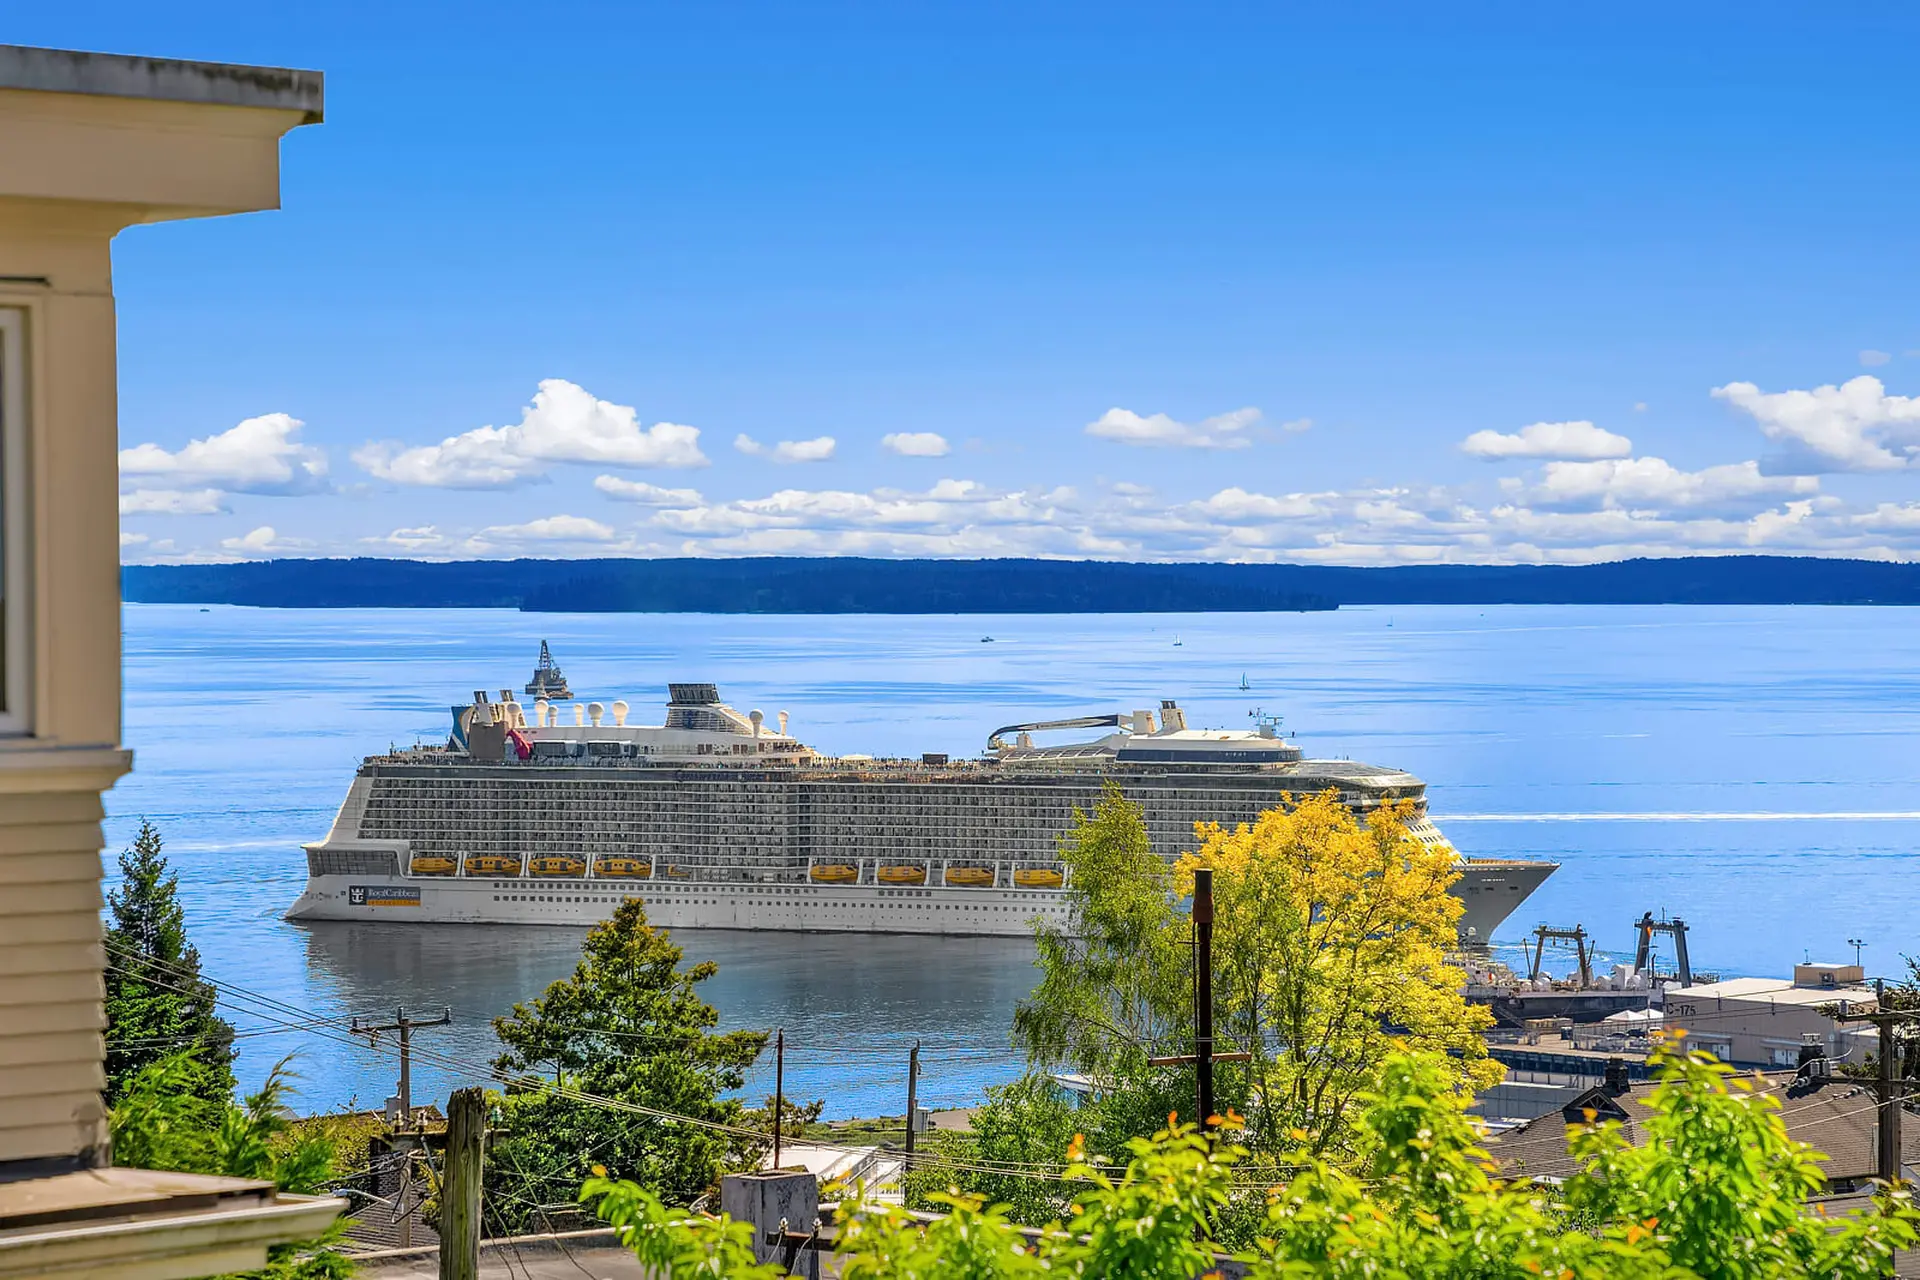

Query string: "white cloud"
[1085, 406, 1267, 449]
[363, 525, 451, 553]
[120, 413, 327, 495]
[1860, 349, 1892, 367]
[1713, 375, 1920, 473]
[355, 379, 709, 489]
[120, 531, 147, 548]
[734, 434, 837, 463]
[593, 475, 705, 506]
[1510, 457, 1819, 512]
[478, 515, 618, 543]
[120, 488, 228, 516]
[1460, 420, 1633, 461]
[220, 525, 312, 556]
[881, 431, 950, 457]
[1188, 488, 1331, 522]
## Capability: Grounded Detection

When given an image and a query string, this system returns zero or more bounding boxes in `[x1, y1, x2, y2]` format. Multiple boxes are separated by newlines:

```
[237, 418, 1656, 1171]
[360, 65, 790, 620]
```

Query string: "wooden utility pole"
[353, 1006, 451, 1247]
[1147, 868, 1247, 1125]
[1193, 867, 1216, 1123]
[1838, 980, 1915, 1186]
[1878, 979, 1903, 1185]
[441, 1087, 484, 1280]
[353, 1006, 453, 1127]
[904, 1041, 921, 1157]
[772, 1028, 785, 1170]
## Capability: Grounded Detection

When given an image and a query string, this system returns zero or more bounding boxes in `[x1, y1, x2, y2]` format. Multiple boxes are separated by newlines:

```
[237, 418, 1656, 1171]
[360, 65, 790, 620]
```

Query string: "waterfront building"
[0, 43, 342, 1278]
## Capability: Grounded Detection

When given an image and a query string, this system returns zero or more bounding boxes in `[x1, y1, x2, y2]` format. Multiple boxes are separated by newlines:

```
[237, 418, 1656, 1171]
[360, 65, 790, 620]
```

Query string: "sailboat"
[1239, 672, 1250, 691]
[1173, 635, 1183, 647]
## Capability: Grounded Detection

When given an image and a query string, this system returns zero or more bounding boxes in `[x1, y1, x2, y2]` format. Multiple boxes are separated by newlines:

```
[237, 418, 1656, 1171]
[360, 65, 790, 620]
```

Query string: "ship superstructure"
[289, 653, 1556, 940]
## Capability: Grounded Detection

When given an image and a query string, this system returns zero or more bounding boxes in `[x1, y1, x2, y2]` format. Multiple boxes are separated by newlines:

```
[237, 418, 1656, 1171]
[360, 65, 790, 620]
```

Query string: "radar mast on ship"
[524, 640, 571, 700]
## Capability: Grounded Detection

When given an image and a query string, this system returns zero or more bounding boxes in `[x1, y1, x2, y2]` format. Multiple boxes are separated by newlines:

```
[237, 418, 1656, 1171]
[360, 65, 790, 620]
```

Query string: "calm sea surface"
[108, 604, 1920, 1117]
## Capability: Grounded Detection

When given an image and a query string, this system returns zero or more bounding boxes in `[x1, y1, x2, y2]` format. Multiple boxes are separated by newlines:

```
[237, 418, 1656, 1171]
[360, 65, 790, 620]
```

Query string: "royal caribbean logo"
[348, 884, 422, 907]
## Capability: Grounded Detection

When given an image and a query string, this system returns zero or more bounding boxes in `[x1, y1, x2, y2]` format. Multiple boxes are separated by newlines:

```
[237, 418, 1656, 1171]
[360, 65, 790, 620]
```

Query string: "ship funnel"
[473, 699, 496, 727]
[588, 701, 605, 727]
[778, 710, 789, 736]
[611, 700, 629, 726]
[573, 703, 586, 726]
[1132, 709, 1154, 734]
[750, 709, 764, 738]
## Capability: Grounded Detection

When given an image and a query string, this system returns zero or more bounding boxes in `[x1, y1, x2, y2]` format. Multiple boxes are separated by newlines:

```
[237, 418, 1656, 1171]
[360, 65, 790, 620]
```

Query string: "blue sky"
[29, 4, 1920, 563]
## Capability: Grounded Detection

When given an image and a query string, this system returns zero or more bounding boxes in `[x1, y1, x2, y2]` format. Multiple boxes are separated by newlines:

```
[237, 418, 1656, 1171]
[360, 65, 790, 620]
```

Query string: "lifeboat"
[529, 855, 587, 878]
[944, 866, 994, 888]
[1013, 868, 1064, 889]
[661, 864, 695, 879]
[810, 864, 858, 884]
[410, 855, 457, 876]
[595, 856, 652, 879]
[465, 854, 521, 877]
[876, 864, 927, 886]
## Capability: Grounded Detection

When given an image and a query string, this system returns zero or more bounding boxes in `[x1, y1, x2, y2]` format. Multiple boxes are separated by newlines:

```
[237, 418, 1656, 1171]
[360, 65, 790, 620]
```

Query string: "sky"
[26, 3, 1920, 565]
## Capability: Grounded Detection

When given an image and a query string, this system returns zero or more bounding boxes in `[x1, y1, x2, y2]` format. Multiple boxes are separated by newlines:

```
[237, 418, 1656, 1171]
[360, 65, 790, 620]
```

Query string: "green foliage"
[110, 1053, 352, 1280]
[901, 1072, 1079, 1225]
[588, 1045, 1920, 1280]
[1009, 785, 1494, 1182]
[488, 899, 770, 1230]
[581, 1174, 783, 1280]
[103, 819, 236, 1106]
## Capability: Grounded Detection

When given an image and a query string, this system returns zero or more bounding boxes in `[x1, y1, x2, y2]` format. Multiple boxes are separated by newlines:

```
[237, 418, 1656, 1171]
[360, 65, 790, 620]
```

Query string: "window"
[0, 307, 24, 733]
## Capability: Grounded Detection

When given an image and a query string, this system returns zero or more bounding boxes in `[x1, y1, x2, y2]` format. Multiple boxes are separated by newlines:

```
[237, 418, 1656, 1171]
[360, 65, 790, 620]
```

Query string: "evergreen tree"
[103, 820, 236, 1106]
[488, 899, 769, 1228]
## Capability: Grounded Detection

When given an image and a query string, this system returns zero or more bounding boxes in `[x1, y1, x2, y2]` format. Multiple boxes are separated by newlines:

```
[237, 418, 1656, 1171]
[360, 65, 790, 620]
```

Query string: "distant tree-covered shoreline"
[120, 553, 1920, 612]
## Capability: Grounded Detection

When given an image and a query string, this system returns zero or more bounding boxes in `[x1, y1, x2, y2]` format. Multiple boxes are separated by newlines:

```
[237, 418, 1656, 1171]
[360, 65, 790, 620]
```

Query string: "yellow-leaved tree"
[1011, 785, 1497, 1173]
[1175, 789, 1500, 1157]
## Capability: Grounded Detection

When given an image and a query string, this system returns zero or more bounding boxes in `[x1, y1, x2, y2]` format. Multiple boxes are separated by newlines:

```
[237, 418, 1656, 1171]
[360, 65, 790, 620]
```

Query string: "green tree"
[104, 819, 236, 1106]
[487, 899, 769, 1230]
[587, 1044, 1920, 1280]
[1011, 786, 1495, 1169]
[111, 1053, 351, 1280]
[901, 1072, 1079, 1225]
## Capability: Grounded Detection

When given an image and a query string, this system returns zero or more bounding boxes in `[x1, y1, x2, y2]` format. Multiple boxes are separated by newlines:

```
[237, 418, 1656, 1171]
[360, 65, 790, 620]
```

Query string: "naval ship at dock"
[287, 650, 1556, 939]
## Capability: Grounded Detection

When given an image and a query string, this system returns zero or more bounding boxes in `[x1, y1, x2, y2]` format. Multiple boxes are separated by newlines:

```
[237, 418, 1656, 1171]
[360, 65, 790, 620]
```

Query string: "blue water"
[107, 604, 1920, 1117]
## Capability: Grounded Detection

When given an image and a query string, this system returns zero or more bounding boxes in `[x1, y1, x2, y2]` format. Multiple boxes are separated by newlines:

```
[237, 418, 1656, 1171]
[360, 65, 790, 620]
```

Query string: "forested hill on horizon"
[119, 556, 1920, 612]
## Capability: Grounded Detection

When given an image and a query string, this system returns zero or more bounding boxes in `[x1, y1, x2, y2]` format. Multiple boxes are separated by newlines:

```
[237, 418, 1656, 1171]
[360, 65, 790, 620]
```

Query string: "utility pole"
[904, 1041, 921, 1158]
[441, 1087, 485, 1280]
[353, 1006, 451, 1247]
[1839, 980, 1915, 1186]
[1147, 868, 1247, 1125]
[772, 1028, 785, 1170]
[353, 1006, 453, 1128]
[1193, 867, 1216, 1123]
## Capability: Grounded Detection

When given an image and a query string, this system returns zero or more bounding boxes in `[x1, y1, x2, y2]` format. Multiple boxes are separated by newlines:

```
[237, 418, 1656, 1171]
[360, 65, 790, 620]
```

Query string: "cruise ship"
[287, 656, 1555, 941]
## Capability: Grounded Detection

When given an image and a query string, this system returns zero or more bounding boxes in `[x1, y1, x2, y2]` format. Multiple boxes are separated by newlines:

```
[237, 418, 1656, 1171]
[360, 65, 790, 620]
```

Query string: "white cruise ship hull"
[287, 875, 1071, 936]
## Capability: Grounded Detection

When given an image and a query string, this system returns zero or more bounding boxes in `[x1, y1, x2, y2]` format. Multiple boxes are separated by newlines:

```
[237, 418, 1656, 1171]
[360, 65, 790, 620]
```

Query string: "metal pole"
[905, 1041, 920, 1157]
[1194, 866, 1215, 1126]
[773, 1028, 784, 1170]
[440, 1087, 484, 1280]
[1879, 979, 1902, 1184]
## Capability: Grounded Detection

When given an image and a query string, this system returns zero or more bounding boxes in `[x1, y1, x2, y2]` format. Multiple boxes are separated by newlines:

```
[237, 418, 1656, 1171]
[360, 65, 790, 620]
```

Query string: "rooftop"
[0, 44, 322, 121]
[1670, 975, 1878, 1010]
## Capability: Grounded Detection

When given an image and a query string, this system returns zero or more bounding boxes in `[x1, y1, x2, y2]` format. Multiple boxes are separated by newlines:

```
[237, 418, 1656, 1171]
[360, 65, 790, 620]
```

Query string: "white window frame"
[0, 306, 29, 735]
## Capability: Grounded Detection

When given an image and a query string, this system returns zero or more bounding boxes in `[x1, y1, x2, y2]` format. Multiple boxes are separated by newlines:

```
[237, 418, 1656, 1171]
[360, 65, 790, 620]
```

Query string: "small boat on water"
[944, 866, 994, 888]
[529, 855, 587, 878]
[980, 636, 995, 643]
[410, 855, 457, 876]
[596, 856, 652, 878]
[877, 864, 928, 885]
[1173, 635, 1183, 647]
[809, 863, 858, 884]
[465, 853, 520, 877]
[1012, 867, 1064, 889]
